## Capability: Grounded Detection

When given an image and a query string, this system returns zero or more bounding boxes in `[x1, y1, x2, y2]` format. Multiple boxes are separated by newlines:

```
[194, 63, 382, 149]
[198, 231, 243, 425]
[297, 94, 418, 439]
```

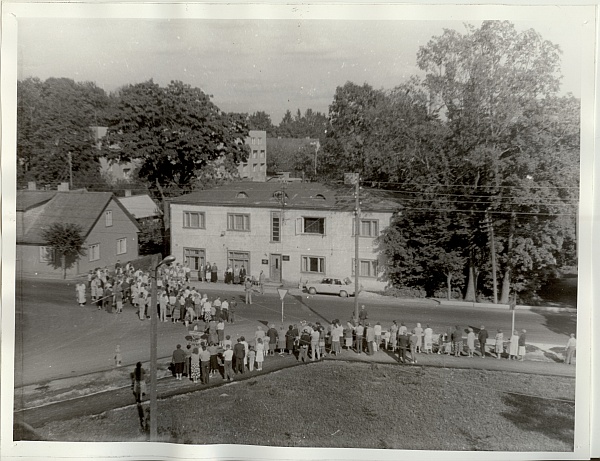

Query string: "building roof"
[118, 194, 161, 219]
[17, 190, 141, 244]
[169, 181, 402, 213]
[16, 191, 58, 211]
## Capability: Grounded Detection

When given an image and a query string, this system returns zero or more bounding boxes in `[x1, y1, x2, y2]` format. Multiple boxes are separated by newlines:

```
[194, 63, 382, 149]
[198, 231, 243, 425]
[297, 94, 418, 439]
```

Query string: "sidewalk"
[14, 340, 575, 432]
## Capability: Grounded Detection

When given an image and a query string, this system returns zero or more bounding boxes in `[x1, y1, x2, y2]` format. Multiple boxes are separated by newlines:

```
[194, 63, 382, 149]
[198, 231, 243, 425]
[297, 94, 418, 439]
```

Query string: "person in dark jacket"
[233, 338, 245, 374]
[398, 331, 410, 364]
[452, 326, 464, 357]
[298, 329, 311, 362]
[172, 344, 186, 380]
[478, 325, 489, 358]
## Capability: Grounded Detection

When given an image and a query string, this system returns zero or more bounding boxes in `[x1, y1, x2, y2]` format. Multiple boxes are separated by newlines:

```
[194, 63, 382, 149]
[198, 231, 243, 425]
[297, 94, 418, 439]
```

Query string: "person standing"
[508, 330, 519, 360]
[365, 323, 375, 356]
[298, 329, 311, 362]
[220, 298, 229, 323]
[565, 333, 576, 365]
[310, 325, 320, 361]
[172, 344, 186, 380]
[229, 297, 237, 323]
[211, 263, 218, 283]
[466, 328, 476, 358]
[239, 265, 247, 284]
[158, 290, 168, 322]
[354, 322, 364, 354]
[452, 326, 464, 357]
[255, 339, 265, 371]
[495, 329, 504, 360]
[518, 329, 527, 361]
[199, 345, 211, 384]
[190, 347, 201, 384]
[76, 282, 86, 307]
[374, 322, 382, 352]
[389, 321, 399, 352]
[244, 278, 253, 305]
[358, 305, 368, 323]
[414, 323, 423, 353]
[233, 338, 245, 374]
[223, 344, 234, 381]
[478, 325, 489, 358]
[267, 323, 279, 356]
[130, 362, 147, 403]
[259, 270, 265, 294]
[398, 330, 410, 364]
[285, 325, 295, 355]
[423, 324, 433, 354]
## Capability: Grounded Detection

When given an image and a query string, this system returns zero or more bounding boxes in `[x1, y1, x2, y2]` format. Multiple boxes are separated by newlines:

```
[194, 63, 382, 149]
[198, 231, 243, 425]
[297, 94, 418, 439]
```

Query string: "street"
[13, 278, 576, 386]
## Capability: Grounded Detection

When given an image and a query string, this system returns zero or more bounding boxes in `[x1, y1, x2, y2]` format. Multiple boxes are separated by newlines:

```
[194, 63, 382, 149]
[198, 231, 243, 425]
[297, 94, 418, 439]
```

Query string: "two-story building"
[168, 181, 400, 291]
[16, 184, 141, 278]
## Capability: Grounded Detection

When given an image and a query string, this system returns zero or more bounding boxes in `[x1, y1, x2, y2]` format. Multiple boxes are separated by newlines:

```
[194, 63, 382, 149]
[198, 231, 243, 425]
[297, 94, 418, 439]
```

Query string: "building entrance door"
[270, 254, 281, 283]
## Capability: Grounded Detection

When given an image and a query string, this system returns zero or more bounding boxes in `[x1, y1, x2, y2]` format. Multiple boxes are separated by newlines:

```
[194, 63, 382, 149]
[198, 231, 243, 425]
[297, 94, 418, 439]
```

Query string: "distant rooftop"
[118, 194, 161, 219]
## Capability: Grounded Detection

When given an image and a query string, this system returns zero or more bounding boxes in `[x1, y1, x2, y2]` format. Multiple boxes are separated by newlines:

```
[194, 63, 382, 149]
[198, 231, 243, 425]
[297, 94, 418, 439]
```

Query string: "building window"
[227, 213, 250, 231]
[352, 259, 379, 278]
[271, 212, 281, 242]
[39, 246, 55, 263]
[302, 256, 325, 274]
[89, 243, 100, 262]
[354, 219, 379, 237]
[260, 150, 265, 158]
[183, 211, 205, 229]
[105, 210, 113, 227]
[228, 251, 250, 276]
[116, 238, 127, 255]
[252, 151, 257, 159]
[298, 217, 325, 235]
[184, 248, 205, 271]
[236, 192, 249, 199]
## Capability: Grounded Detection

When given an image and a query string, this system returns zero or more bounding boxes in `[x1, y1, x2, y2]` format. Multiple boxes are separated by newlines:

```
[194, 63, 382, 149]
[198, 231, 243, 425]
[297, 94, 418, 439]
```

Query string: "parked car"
[305, 277, 361, 297]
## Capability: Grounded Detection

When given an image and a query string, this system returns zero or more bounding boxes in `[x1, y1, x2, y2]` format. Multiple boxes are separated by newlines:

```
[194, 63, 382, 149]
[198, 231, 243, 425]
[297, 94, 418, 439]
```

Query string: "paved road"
[13, 278, 576, 386]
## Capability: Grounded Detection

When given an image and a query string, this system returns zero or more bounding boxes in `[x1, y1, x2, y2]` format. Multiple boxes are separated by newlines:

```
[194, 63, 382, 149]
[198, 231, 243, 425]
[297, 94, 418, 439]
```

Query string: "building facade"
[17, 188, 140, 278]
[168, 182, 399, 291]
[238, 130, 267, 182]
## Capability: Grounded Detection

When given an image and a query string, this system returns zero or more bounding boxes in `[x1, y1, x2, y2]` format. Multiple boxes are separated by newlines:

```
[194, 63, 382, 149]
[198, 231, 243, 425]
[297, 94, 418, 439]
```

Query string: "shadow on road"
[530, 309, 576, 337]
[290, 294, 333, 325]
[500, 393, 574, 448]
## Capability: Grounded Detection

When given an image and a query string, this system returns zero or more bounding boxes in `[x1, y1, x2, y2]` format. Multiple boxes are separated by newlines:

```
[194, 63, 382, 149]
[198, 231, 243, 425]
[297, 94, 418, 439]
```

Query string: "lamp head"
[159, 255, 176, 267]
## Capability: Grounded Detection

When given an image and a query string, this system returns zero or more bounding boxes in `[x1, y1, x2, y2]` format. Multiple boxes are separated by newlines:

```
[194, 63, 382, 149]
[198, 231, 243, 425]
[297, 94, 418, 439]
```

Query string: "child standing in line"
[248, 346, 256, 372]
[114, 345, 122, 367]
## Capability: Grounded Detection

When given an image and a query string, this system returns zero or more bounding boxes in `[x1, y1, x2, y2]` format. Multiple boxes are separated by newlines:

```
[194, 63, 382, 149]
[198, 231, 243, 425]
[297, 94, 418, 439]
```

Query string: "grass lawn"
[36, 361, 575, 451]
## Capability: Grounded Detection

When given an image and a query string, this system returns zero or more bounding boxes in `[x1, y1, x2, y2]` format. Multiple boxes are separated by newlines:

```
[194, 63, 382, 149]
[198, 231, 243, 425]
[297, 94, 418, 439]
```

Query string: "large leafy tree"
[17, 77, 110, 188]
[104, 80, 249, 201]
[275, 108, 329, 142]
[42, 223, 86, 279]
[248, 111, 276, 135]
[416, 21, 577, 301]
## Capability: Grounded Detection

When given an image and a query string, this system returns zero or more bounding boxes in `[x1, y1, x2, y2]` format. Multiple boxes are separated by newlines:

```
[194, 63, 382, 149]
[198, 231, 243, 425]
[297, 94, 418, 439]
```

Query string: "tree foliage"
[17, 77, 110, 188]
[104, 80, 249, 201]
[41, 222, 86, 279]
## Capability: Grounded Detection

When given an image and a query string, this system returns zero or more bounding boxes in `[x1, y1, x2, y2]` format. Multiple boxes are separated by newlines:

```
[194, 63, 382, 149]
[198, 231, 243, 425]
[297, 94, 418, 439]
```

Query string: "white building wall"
[170, 203, 391, 291]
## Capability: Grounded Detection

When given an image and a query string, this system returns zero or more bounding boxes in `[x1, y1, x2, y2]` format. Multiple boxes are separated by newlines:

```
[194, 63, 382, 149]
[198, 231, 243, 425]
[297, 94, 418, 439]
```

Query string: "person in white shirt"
[565, 333, 577, 365]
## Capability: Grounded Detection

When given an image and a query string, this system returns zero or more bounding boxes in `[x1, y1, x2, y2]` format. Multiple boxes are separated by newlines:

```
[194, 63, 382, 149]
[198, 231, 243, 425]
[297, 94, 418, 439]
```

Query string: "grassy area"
[35, 362, 575, 451]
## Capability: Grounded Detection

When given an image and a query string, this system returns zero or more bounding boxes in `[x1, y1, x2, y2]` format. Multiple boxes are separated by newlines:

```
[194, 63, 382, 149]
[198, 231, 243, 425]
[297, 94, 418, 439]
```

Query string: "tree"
[104, 80, 249, 202]
[17, 77, 110, 188]
[41, 223, 86, 279]
[275, 108, 329, 141]
[417, 21, 575, 301]
[248, 111, 276, 135]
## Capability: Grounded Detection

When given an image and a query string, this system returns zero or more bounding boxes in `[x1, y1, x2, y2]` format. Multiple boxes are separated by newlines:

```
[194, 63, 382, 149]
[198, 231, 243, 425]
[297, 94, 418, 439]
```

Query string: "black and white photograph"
[1, 2, 597, 460]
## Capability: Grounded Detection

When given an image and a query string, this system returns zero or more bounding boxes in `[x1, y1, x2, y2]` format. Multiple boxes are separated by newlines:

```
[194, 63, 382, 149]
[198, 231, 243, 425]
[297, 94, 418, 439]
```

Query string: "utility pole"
[354, 174, 360, 322]
[486, 212, 498, 304]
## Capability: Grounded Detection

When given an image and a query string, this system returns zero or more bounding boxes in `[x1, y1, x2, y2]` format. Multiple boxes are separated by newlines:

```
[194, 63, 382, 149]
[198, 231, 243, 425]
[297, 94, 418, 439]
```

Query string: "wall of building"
[78, 198, 140, 274]
[16, 244, 79, 278]
[170, 202, 391, 291]
[238, 130, 267, 182]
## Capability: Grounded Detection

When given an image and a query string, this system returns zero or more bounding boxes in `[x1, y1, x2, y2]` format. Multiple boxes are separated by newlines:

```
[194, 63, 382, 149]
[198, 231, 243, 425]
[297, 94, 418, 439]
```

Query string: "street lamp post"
[150, 254, 176, 441]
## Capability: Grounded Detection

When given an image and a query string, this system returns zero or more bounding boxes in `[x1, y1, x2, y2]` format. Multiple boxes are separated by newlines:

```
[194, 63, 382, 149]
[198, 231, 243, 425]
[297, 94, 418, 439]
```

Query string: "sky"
[16, 10, 587, 124]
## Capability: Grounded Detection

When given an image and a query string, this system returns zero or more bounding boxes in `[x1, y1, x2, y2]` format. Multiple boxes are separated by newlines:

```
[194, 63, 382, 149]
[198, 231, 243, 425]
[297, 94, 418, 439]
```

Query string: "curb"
[437, 299, 576, 313]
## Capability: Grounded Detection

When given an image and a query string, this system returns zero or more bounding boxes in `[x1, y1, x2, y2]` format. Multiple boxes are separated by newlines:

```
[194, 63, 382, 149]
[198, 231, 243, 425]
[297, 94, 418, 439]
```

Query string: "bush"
[379, 286, 427, 298]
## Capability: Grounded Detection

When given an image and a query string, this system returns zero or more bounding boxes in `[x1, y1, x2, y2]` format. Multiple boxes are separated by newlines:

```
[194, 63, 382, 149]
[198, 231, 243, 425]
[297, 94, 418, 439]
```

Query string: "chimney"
[57, 182, 69, 191]
[125, 189, 132, 197]
[27, 181, 36, 191]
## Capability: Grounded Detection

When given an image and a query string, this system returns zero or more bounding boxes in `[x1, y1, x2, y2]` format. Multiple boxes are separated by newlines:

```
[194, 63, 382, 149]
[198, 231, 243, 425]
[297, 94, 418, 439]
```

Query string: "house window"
[252, 151, 257, 159]
[116, 238, 127, 255]
[352, 259, 379, 278]
[354, 219, 379, 237]
[271, 212, 281, 242]
[302, 256, 325, 274]
[299, 217, 325, 235]
[183, 211, 205, 229]
[105, 210, 113, 227]
[39, 246, 55, 263]
[260, 150, 265, 158]
[228, 251, 250, 276]
[89, 243, 100, 262]
[227, 213, 250, 231]
[184, 248, 205, 271]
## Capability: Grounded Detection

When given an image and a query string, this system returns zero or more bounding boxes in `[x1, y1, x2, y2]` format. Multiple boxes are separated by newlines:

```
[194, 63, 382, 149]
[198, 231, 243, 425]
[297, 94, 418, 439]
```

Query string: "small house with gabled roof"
[168, 181, 401, 290]
[16, 189, 140, 278]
